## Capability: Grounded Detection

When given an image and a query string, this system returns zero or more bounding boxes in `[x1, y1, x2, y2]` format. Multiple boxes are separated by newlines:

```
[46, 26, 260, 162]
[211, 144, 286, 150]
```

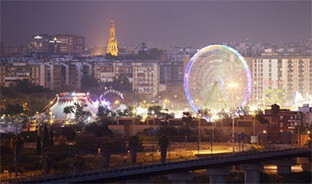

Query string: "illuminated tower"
[106, 18, 118, 56]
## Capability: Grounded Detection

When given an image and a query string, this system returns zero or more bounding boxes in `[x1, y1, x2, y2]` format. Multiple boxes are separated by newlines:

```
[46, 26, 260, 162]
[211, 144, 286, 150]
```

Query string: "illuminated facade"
[55, 34, 85, 53]
[251, 56, 312, 107]
[0, 62, 45, 87]
[94, 63, 114, 83]
[27, 34, 51, 53]
[46, 92, 96, 122]
[0, 62, 92, 91]
[27, 34, 85, 54]
[106, 19, 119, 56]
[132, 63, 159, 97]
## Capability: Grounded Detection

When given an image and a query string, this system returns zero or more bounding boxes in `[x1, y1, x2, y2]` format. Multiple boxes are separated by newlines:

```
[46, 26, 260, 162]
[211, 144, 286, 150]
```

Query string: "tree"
[104, 53, 117, 60]
[4, 103, 23, 116]
[49, 125, 54, 146]
[41, 152, 51, 174]
[75, 134, 101, 154]
[158, 136, 169, 163]
[181, 112, 193, 142]
[63, 102, 91, 125]
[102, 142, 112, 169]
[81, 75, 99, 91]
[265, 89, 285, 106]
[116, 107, 132, 117]
[255, 109, 269, 124]
[9, 134, 24, 176]
[129, 136, 139, 166]
[41, 145, 68, 174]
[73, 156, 86, 173]
[158, 126, 178, 138]
[148, 48, 164, 60]
[36, 134, 42, 155]
[182, 112, 193, 127]
[85, 123, 113, 138]
[42, 124, 49, 149]
[60, 127, 76, 141]
[271, 104, 280, 125]
[108, 76, 132, 92]
[198, 108, 212, 120]
[97, 105, 116, 130]
[236, 106, 250, 117]
[120, 76, 132, 92]
[148, 105, 162, 117]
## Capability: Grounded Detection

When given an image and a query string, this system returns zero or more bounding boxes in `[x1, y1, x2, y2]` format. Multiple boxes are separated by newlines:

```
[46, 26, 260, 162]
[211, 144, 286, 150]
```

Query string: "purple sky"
[1, 0, 311, 47]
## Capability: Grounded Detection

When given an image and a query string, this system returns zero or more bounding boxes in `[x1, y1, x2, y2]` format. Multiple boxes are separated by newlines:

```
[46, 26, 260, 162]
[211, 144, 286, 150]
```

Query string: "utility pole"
[211, 123, 214, 153]
[228, 82, 238, 153]
[198, 114, 201, 154]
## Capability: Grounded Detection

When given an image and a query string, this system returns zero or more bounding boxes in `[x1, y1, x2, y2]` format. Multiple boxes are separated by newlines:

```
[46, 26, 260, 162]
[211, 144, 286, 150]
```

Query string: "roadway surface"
[5, 148, 311, 183]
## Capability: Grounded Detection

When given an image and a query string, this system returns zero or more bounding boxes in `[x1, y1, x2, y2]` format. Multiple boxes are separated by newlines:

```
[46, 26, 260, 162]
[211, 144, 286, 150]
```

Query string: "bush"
[20, 131, 38, 142]
[75, 134, 101, 154]
[111, 139, 126, 153]
[60, 127, 76, 141]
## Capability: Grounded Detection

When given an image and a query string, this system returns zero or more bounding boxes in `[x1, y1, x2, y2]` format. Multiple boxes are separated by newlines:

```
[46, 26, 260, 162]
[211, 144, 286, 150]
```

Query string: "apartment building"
[0, 62, 45, 87]
[251, 56, 312, 106]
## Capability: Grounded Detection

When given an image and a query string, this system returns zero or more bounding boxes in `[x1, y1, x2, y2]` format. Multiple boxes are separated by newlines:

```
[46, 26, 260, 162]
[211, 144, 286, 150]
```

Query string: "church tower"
[106, 18, 118, 56]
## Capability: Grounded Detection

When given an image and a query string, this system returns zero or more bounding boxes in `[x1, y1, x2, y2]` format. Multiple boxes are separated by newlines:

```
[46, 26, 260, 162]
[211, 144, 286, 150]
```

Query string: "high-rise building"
[27, 34, 85, 54]
[93, 63, 114, 83]
[27, 34, 51, 53]
[0, 62, 45, 87]
[159, 61, 184, 85]
[132, 63, 159, 97]
[55, 34, 85, 54]
[44, 63, 67, 91]
[251, 56, 312, 106]
[106, 19, 118, 56]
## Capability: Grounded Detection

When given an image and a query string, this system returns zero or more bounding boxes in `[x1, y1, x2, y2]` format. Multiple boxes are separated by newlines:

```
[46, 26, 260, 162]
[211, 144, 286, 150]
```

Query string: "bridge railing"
[3, 147, 311, 183]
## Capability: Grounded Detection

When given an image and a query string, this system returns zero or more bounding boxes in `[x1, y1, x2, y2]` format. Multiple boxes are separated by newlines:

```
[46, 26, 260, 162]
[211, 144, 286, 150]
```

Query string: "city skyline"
[1, 0, 311, 47]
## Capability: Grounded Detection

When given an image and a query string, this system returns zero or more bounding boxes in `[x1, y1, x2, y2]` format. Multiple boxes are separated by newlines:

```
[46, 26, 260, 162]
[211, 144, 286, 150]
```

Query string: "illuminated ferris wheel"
[184, 45, 252, 115]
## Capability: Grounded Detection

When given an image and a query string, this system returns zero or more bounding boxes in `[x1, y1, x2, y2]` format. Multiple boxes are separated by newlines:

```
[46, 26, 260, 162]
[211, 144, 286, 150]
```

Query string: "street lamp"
[164, 99, 169, 109]
[197, 112, 202, 154]
[228, 82, 239, 153]
[174, 95, 179, 110]
[114, 100, 120, 105]
[251, 112, 256, 136]
[132, 109, 137, 136]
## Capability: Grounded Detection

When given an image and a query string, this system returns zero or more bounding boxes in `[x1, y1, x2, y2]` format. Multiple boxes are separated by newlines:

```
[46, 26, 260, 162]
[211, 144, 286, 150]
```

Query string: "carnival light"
[183, 45, 252, 119]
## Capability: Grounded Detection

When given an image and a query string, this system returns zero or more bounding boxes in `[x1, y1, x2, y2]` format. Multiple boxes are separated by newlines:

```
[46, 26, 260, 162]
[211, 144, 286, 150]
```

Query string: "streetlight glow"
[228, 82, 239, 88]
[114, 100, 120, 105]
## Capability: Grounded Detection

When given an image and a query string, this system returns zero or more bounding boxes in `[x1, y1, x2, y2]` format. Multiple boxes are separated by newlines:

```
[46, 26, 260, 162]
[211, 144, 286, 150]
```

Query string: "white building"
[93, 62, 114, 83]
[251, 56, 312, 107]
[298, 104, 312, 126]
[132, 62, 160, 97]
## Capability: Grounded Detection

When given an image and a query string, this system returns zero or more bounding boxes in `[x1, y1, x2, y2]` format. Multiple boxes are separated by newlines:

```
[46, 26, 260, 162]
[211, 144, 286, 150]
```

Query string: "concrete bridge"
[6, 148, 312, 184]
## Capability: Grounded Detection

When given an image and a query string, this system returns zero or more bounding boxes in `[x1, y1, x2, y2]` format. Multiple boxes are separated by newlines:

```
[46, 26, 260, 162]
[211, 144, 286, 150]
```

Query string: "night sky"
[1, 0, 311, 47]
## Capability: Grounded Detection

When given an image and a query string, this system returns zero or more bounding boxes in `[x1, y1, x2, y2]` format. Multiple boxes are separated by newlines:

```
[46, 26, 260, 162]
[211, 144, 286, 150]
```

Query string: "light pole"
[174, 95, 179, 111]
[197, 112, 201, 154]
[228, 82, 238, 153]
[132, 109, 136, 136]
[211, 122, 214, 153]
[253, 113, 256, 136]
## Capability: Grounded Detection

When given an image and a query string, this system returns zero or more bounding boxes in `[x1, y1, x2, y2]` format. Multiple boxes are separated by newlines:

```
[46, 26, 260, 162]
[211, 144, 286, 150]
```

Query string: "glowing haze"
[1, 1, 311, 47]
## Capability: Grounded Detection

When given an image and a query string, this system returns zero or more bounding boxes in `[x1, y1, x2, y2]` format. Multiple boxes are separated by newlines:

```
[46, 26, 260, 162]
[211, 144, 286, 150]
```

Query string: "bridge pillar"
[297, 157, 312, 172]
[206, 167, 231, 184]
[126, 177, 154, 184]
[241, 163, 263, 184]
[167, 172, 194, 184]
[275, 159, 294, 175]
